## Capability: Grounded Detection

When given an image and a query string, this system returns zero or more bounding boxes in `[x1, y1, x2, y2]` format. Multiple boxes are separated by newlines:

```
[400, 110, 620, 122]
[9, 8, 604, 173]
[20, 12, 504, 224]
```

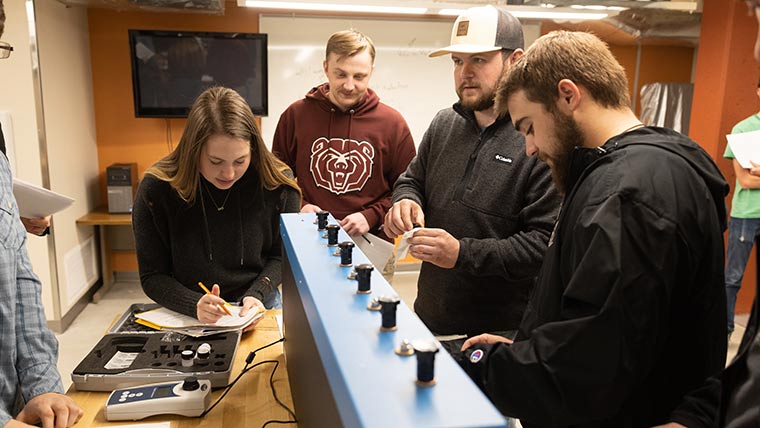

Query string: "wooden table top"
[76, 206, 132, 226]
[65, 310, 296, 427]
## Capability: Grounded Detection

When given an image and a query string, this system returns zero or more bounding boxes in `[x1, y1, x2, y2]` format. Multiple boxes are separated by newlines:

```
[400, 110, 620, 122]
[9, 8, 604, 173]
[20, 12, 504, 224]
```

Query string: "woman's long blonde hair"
[146, 86, 300, 204]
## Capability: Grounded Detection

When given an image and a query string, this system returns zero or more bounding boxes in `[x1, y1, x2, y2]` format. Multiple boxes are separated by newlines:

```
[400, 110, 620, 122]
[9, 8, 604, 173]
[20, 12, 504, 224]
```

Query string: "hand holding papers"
[12, 177, 74, 217]
[395, 227, 422, 260]
[135, 306, 265, 337]
[726, 129, 760, 169]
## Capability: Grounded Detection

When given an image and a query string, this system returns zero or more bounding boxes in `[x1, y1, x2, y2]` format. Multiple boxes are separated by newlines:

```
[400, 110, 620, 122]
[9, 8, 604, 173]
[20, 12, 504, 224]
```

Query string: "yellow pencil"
[198, 281, 233, 316]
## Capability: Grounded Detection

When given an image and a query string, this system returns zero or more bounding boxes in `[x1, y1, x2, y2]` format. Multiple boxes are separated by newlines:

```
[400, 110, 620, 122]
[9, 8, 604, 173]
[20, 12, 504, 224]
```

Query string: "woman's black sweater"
[132, 168, 300, 317]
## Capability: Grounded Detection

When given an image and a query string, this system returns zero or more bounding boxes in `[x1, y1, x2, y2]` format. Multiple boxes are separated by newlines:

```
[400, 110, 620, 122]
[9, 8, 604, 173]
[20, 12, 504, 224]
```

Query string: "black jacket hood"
[567, 126, 729, 231]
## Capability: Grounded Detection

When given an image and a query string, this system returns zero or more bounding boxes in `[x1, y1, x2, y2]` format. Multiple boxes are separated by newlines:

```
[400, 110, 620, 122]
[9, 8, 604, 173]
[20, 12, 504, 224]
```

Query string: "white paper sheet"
[395, 227, 422, 260]
[354, 232, 394, 271]
[275, 314, 283, 339]
[726, 129, 760, 169]
[12, 177, 74, 217]
[135, 305, 263, 330]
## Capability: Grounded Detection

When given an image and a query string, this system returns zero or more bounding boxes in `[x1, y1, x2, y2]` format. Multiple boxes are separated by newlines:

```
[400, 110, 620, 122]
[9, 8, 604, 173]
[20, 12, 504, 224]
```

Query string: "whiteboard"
[260, 15, 540, 148]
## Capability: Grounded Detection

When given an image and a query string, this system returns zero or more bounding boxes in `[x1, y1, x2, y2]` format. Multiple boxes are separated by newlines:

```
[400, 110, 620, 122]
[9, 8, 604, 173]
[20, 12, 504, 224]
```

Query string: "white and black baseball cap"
[429, 5, 524, 57]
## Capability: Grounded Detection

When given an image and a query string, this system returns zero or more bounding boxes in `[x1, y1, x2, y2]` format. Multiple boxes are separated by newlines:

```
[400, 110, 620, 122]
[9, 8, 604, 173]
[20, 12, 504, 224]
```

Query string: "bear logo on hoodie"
[309, 137, 375, 195]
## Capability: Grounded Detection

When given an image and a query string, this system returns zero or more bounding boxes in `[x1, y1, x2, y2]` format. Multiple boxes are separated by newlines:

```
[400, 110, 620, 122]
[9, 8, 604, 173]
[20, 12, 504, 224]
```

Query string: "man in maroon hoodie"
[272, 30, 416, 253]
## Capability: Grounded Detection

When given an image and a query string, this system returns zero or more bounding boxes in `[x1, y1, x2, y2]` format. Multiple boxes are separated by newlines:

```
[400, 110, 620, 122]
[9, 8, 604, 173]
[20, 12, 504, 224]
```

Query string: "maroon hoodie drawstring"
[348, 108, 354, 141]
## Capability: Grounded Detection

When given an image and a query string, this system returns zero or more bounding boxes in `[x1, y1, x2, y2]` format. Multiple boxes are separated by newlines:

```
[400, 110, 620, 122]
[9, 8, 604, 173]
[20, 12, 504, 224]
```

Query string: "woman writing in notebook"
[133, 86, 300, 325]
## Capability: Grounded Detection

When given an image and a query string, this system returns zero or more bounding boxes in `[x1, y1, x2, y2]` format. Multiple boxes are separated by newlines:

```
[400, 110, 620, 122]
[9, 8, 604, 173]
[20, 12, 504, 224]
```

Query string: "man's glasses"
[0, 41, 13, 59]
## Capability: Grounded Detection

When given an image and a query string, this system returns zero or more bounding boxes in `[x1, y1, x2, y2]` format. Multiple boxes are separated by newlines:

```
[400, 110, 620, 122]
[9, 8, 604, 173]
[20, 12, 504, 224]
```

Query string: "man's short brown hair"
[497, 31, 630, 115]
[325, 29, 376, 62]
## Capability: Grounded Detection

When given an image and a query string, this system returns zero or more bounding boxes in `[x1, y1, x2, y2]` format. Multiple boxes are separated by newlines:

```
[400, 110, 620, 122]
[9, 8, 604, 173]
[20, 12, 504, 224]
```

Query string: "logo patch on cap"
[469, 349, 484, 363]
[456, 20, 470, 37]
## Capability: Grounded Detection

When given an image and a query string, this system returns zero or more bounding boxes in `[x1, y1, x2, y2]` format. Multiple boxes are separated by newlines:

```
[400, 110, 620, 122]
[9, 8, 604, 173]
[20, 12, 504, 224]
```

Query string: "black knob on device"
[338, 241, 355, 266]
[316, 211, 329, 230]
[412, 340, 439, 386]
[182, 376, 200, 391]
[326, 224, 340, 246]
[356, 264, 373, 294]
[379, 294, 401, 331]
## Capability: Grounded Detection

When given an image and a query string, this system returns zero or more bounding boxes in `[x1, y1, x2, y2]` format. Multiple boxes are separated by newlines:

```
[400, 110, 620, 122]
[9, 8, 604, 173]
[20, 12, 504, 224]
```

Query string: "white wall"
[0, 0, 99, 323]
[36, 0, 100, 315]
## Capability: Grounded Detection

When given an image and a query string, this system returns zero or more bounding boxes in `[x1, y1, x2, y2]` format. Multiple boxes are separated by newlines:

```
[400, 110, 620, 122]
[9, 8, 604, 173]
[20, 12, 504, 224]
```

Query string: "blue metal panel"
[281, 213, 507, 428]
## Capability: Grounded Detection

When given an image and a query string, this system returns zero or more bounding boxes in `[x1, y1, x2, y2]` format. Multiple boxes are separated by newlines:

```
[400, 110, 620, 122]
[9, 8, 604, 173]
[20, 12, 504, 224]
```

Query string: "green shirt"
[725, 113, 760, 218]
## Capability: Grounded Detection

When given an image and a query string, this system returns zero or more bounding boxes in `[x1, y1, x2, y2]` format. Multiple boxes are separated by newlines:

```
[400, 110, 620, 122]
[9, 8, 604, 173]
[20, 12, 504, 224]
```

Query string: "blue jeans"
[725, 217, 760, 332]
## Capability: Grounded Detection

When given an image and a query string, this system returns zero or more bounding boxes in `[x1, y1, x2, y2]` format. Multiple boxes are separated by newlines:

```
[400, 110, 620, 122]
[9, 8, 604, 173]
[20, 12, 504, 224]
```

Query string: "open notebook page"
[135, 305, 264, 329]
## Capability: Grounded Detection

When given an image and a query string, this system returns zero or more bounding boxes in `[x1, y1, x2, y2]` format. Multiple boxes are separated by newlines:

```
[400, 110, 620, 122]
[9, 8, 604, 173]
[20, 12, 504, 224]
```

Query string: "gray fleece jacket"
[392, 104, 560, 335]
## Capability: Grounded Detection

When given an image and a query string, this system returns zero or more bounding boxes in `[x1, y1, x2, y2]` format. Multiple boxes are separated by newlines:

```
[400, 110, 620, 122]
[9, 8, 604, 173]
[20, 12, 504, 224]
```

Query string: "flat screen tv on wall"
[128, 29, 268, 118]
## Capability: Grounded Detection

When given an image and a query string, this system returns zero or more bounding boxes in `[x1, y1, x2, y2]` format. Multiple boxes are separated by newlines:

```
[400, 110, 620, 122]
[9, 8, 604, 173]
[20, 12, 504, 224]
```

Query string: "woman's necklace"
[202, 181, 232, 212]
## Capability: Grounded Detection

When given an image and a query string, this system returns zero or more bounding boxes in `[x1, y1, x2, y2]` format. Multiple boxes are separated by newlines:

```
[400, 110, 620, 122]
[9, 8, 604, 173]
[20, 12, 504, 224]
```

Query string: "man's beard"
[548, 111, 585, 195]
[457, 85, 496, 112]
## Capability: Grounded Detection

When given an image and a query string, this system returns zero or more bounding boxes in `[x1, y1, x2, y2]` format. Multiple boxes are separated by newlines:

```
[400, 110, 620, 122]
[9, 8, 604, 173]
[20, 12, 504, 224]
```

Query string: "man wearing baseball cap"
[384, 6, 559, 348]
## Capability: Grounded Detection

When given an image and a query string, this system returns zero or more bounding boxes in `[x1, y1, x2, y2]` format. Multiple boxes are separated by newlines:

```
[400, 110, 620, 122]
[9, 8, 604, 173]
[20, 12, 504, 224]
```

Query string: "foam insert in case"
[71, 304, 240, 391]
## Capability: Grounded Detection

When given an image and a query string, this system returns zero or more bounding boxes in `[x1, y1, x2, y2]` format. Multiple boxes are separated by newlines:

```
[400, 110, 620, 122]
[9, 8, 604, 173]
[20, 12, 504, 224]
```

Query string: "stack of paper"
[134, 306, 264, 337]
[726, 129, 760, 168]
[12, 178, 74, 217]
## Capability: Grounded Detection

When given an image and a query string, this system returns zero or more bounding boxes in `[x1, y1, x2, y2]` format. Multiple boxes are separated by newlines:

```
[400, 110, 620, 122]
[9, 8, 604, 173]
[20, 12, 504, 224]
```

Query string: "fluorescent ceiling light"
[514, 11, 607, 20]
[436, 8, 467, 16]
[570, 4, 627, 11]
[245, 1, 427, 14]
[245, 1, 610, 20]
[438, 7, 608, 20]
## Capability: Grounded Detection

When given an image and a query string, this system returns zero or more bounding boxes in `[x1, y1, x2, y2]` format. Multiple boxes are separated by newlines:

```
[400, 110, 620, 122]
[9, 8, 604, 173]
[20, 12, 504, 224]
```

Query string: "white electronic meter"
[104, 376, 211, 421]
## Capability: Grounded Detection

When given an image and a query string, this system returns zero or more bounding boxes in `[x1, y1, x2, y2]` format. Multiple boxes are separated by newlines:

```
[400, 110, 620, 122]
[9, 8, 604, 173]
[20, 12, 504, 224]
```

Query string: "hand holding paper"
[396, 227, 422, 260]
[384, 199, 426, 238]
[239, 296, 266, 332]
[12, 178, 74, 218]
[403, 228, 460, 269]
[726, 129, 760, 169]
[20, 215, 50, 235]
[135, 305, 265, 337]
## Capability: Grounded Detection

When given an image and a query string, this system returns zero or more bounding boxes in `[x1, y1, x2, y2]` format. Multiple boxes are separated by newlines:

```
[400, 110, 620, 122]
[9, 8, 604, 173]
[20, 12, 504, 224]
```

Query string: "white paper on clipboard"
[726, 129, 760, 168]
[355, 233, 394, 271]
[12, 178, 74, 217]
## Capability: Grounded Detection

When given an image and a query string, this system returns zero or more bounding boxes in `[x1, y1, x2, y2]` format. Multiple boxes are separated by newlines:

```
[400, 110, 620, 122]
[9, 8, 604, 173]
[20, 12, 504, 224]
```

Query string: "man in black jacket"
[457, 31, 728, 428]
[660, 1, 760, 426]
